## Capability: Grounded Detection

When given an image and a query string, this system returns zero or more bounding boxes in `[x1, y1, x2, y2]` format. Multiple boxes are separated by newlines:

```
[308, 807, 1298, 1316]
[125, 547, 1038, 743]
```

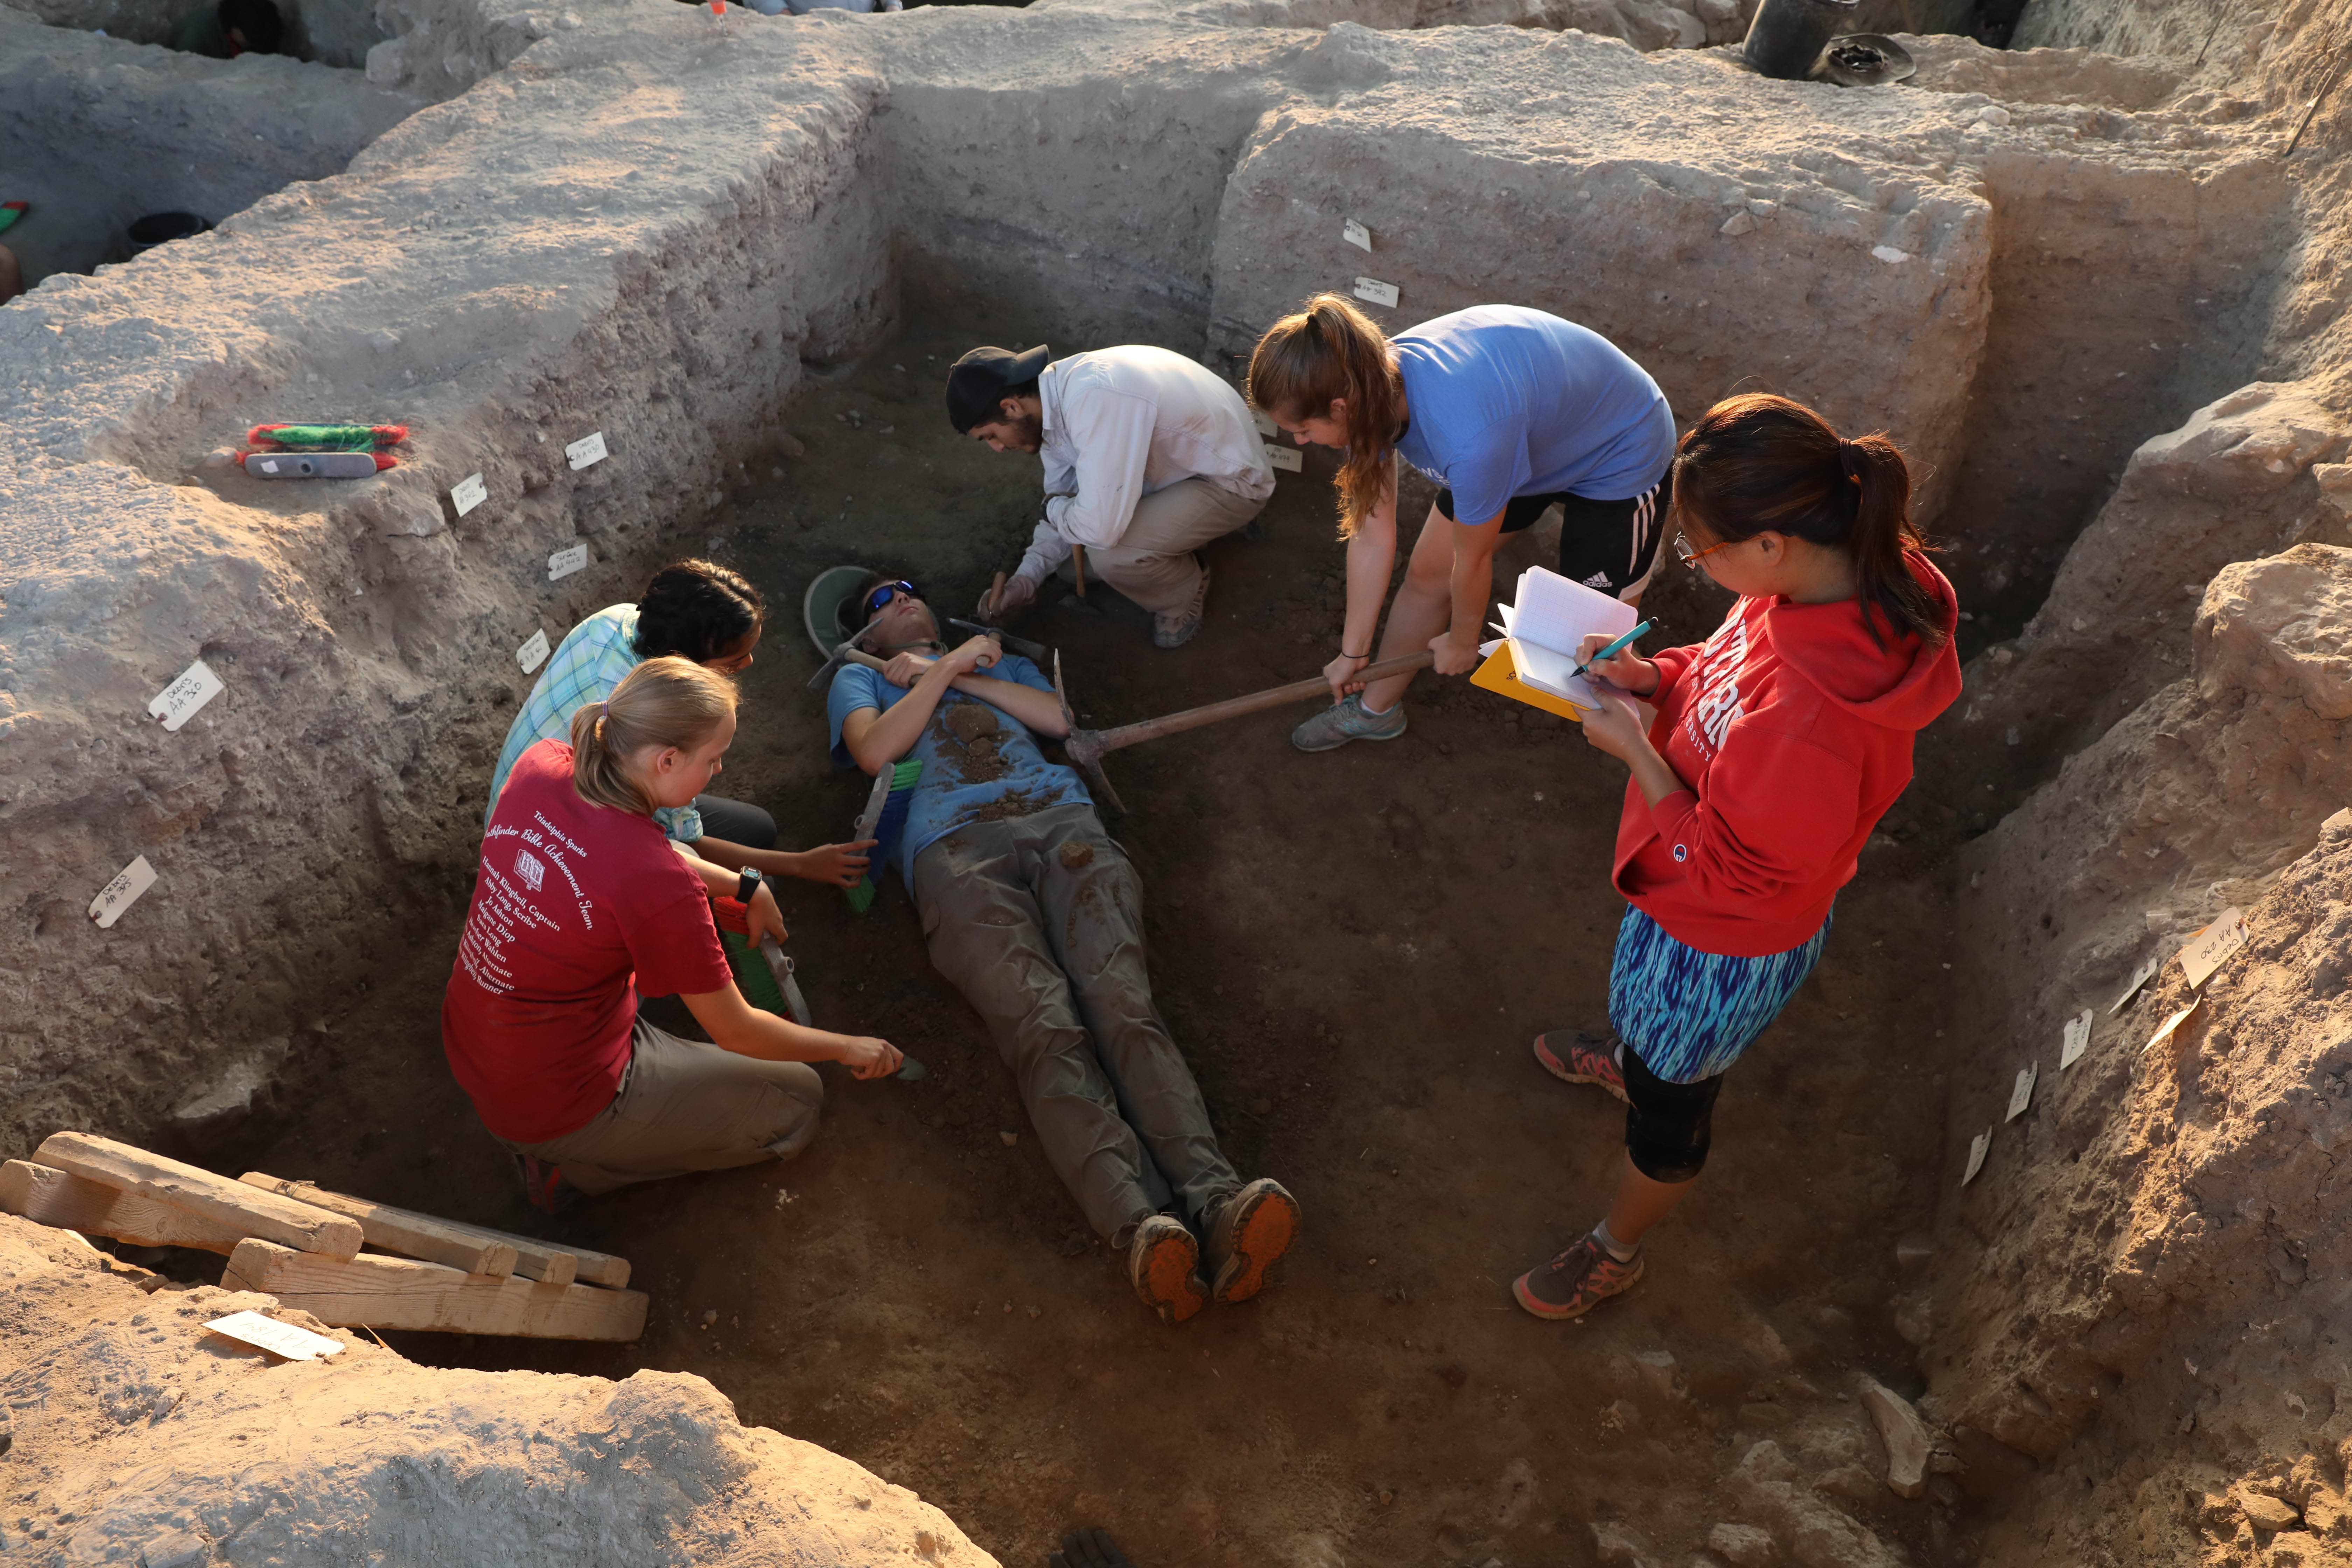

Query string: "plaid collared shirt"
[483, 603, 702, 842]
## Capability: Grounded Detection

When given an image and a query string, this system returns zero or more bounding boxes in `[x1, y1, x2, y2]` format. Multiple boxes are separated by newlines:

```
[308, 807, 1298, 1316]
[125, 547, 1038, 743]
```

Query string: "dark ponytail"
[1247, 293, 1405, 539]
[632, 559, 765, 665]
[1672, 393, 1944, 648]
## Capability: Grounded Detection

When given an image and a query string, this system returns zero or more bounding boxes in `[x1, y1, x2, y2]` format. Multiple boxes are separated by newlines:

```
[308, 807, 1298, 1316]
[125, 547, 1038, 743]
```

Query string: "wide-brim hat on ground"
[803, 565, 873, 657]
[945, 344, 1051, 433]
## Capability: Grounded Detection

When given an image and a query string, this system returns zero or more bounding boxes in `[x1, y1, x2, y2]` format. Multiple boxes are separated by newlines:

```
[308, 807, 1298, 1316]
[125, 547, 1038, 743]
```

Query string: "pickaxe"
[1051, 649, 1436, 813]
[947, 618, 1050, 664]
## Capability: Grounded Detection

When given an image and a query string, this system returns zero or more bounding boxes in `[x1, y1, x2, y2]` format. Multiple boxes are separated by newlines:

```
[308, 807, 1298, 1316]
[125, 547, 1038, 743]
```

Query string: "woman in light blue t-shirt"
[1249, 294, 1676, 753]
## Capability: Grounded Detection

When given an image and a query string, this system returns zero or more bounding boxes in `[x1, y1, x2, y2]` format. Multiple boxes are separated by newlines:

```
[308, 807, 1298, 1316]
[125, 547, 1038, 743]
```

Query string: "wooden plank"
[32, 1133, 362, 1260]
[238, 1174, 518, 1280]
[220, 1240, 646, 1342]
[0, 1160, 251, 1255]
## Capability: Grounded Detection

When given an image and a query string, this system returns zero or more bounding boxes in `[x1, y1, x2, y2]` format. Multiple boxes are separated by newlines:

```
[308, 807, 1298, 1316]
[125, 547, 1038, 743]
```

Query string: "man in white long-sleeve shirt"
[947, 343, 1276, 649]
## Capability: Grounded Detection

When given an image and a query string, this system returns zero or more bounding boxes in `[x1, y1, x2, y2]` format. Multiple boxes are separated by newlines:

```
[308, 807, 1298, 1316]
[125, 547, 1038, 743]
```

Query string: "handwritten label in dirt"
[516, 628, 551, 674]
[565, 431, 608, 471]
[2177, 906, 2248, 990]
[2107, 951, 2162, 1015]
[2005, 1062, 2037, 1122]
[548, 543, 588, 582]
[1343, 219, 1372, 252]
[148, 659, 224, 731]
[2141, 1001, 2200, 1055]
[1266, 443, 1303, 474]
[451, 472, 488, 517]
[90, 855, 158, 929]
[2059, 1007, 2093, 1071]
[1962, 1128, 1990, 1185]
[1352, 277, 1401, 309]
[203, 1310, 342, 1360]
[1251, 408, 1278, 439]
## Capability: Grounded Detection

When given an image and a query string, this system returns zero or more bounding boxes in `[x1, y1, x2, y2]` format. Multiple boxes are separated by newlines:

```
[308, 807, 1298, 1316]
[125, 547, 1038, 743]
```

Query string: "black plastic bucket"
[1743, 0, 1860, 79]
[127, 211, 213, 255]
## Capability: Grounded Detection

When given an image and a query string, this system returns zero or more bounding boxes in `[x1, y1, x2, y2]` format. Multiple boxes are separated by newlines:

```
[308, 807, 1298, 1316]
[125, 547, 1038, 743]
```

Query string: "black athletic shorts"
[692, 793, 777, 851]
[1435, 468, 1673, 601]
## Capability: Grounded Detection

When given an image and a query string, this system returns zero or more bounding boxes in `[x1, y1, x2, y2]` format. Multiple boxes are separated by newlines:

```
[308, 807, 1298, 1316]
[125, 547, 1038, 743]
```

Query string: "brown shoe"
[1129, 1215, 1207, 1323]
[1204, 1177, 1300, 1303]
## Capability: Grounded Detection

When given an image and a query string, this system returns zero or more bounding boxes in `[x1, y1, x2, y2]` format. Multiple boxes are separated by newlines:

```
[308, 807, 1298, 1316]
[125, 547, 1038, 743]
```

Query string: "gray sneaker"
[1291, 693, 1407, 752]
[1153, 562, 1211, 649]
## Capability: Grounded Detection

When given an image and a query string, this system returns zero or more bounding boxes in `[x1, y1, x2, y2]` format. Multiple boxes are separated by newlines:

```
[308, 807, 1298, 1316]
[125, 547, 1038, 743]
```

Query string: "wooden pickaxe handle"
[1082, 651, 1434, 759]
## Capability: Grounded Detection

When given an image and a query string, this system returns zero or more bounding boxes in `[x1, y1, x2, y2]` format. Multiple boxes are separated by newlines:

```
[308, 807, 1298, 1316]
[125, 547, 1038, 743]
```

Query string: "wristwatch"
[736, 868, 764, 905]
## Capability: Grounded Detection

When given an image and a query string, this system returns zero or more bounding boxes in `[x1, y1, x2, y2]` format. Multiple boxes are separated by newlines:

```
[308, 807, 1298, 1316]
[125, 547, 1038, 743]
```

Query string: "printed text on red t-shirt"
[460, 819, 597, 996]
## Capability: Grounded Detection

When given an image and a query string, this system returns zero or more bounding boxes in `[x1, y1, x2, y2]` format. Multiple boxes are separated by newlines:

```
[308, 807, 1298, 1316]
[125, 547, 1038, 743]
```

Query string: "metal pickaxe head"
[1052, 649, 1125, 814]
[804, 635, 870, 694]
[946, 618, 1050, 665]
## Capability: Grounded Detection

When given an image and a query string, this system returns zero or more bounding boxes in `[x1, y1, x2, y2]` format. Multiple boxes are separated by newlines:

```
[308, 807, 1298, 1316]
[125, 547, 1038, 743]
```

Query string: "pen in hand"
[1572, 619, 1656, 683]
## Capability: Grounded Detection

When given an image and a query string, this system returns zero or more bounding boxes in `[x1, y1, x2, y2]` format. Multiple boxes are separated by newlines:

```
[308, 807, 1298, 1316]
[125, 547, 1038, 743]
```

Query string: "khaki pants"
[504, 1017, 825, 1195]
[1063, 477, 1267, 615]
[912, 804, 1241, 1245]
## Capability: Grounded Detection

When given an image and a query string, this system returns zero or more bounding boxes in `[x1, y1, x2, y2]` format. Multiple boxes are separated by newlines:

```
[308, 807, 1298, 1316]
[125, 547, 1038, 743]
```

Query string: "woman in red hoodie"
[1514, 393, 1962, 1322]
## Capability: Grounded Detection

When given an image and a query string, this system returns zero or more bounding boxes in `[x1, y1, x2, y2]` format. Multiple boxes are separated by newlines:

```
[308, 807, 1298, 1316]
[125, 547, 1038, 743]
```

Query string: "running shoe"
[1532, 1030, 1630, 1104]
[1513, 1233, 1643, 1321]
[1129, 1214, 1209, 1323]
[1153, 562, 1211, 649]
[1291, 693, 1406, 752]
[1204, 1177, 1301, 1303]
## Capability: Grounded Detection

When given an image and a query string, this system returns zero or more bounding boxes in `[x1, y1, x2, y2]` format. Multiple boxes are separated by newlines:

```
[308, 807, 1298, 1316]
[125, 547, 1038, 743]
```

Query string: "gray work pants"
[912, 803, 1240, 1246]
[1058, 477, 1267, 615]
[503, 1017, 825, 1195]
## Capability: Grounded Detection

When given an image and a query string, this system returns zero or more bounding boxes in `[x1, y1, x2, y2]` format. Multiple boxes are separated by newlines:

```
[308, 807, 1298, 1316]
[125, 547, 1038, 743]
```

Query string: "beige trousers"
[1062, 477, 1267, 615]
[503, 1017, 825, 1195]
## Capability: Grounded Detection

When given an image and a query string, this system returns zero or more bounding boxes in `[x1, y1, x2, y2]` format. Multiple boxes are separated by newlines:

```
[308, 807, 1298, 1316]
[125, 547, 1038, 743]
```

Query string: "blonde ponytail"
[568, 655, 738, 815]
[1247, 293, 1406, 539]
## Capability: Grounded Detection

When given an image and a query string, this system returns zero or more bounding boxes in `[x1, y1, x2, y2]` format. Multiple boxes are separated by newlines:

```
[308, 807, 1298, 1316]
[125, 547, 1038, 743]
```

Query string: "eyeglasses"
[861, 580, 919, 616]
[1672, 531, 1735, 568]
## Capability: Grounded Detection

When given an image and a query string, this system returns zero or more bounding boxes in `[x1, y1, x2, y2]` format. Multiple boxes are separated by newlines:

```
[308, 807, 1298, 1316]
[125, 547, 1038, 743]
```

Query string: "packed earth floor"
[188, 315, 1970, 1568]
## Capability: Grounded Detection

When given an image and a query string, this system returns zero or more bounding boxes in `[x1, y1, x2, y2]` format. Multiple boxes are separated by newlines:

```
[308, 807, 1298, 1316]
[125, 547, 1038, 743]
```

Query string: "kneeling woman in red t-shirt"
[444, 656, 901, 1209]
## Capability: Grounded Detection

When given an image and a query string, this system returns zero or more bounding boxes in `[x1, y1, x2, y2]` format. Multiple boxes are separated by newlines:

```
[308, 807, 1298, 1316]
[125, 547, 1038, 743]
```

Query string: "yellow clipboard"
[1470, 642, 1592, 723]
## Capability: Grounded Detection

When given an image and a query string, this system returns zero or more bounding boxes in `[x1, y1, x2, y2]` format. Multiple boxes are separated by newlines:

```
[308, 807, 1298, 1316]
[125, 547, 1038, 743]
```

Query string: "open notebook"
[1477, 565, 1640, 712]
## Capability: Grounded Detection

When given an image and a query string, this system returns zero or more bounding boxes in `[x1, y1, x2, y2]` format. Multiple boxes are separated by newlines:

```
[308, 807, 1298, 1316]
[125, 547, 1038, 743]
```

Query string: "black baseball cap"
[945, 344, 1051, 434]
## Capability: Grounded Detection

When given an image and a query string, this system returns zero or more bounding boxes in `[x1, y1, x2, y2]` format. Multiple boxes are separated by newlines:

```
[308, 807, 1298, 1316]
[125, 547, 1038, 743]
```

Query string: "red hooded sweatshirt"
[1613, 552, 1962, 957]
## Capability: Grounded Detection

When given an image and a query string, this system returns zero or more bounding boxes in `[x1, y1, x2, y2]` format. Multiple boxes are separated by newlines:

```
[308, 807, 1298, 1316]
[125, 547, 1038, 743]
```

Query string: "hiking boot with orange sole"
[1532, 1031, 1630, 1104]
[1129, 1214, 1208, 1323]
[1205, 1177, 1300, 1304]
[1513, 1233, 1644, 1321]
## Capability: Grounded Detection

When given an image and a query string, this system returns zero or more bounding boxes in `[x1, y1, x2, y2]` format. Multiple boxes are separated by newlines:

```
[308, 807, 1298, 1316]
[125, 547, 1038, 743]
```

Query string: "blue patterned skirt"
[1608, 905, 1830, 1084]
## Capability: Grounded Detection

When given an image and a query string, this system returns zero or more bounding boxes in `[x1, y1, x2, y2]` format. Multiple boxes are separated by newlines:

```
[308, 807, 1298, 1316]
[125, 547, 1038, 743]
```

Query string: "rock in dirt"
[1856, 1377, 1935, 1499]
[0, 1212, 994, 1566]
[1590, 1520, 1654, 1566]
[2240, 1491, 2303, 1531]
[1058, 840, 1094, 869]
[1706, 1521, 1775, 1567]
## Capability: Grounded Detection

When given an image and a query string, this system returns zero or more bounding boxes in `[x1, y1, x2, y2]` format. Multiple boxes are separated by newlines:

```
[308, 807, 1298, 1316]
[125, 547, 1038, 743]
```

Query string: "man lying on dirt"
[826, 573, 1300, 1322]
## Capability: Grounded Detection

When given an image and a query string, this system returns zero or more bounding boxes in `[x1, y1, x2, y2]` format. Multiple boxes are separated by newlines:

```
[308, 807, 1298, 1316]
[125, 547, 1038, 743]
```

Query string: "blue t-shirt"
[1393, 305, 1675, 523]
[825, 655, 1092, 884]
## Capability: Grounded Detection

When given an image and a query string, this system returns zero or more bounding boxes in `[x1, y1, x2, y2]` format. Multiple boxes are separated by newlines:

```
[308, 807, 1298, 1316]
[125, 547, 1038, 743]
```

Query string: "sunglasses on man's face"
[862, 580, 920, 617]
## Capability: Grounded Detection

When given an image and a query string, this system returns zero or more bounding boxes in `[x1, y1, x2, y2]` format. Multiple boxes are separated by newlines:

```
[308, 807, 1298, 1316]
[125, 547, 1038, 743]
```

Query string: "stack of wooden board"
[0, 1132, 645, 1342]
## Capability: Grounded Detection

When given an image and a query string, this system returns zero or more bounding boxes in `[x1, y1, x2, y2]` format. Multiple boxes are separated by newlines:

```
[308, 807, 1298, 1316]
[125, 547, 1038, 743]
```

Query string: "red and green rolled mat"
[246, 423, 410, 452]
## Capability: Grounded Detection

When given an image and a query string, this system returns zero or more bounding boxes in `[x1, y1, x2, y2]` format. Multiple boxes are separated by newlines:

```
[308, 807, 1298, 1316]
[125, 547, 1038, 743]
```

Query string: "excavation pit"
[7, 0, 2352, 1563]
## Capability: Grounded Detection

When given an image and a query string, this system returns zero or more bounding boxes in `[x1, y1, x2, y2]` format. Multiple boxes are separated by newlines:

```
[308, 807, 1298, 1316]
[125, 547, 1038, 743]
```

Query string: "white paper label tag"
[451, 473, 488, 517]
[2178, 906, 2249, 989]
[2060, 1007, 2093, 1070]
[1344, 219, 1372, 252]
[2005, 1062, 2038, 1122]
[565, 432, 608, 471]
[1962, 1128, 1990, 1185]
[148, 660, 224, 731]
[90, 855, 158, 929]
[548, 543, 588, 581]
[203, 1310, 342, 1360]
[517, 628, 551, 674]
[2108, 952, 2162, 1015]
[2142, 1001, 2200, 1055]
[1251, 408, 1278, 438]
[1352, 276, 1401, 308]
[1266, 443, 1304, 474]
